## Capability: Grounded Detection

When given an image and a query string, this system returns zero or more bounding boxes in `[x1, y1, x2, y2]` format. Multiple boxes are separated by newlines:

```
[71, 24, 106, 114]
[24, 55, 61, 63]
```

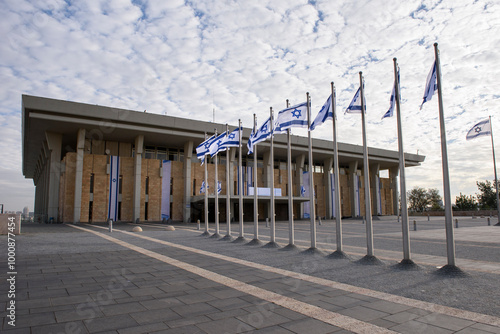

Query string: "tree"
[454, 193, 477, 211]
[476, 180, 497, 209]
[427, 188, 443, 211]
[408, 187, 429, 212]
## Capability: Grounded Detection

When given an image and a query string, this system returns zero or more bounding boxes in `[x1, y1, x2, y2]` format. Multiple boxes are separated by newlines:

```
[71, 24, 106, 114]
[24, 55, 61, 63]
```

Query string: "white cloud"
[0, 0, 499, 211]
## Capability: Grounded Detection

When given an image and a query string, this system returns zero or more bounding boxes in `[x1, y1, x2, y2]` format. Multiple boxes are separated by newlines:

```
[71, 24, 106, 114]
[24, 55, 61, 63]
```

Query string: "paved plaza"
[2, 216, 500, 333]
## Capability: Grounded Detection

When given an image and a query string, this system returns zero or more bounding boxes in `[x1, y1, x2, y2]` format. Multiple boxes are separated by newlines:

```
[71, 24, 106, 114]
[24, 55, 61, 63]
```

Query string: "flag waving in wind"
[274, 102, 308, 133]
[310, 94, 333, 131]
[196, 134, 216, 163]
[420, 61, 437, 110]
[209, 132, 227, 157]
[247, 117, 272, 154]
[220, 127, 241, 150]
[345, 84, 366, 114]
[382, 68, 400, 119]
[466, 119, 491, 140]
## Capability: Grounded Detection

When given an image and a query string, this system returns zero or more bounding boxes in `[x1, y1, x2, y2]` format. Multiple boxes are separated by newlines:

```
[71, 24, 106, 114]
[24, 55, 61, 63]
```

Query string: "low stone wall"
[410, 210, 497, 217]
[0, 214, 21, 235]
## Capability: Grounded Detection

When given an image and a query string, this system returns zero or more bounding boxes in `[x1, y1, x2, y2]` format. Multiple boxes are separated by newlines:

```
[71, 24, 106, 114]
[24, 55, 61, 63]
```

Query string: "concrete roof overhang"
[22, 95, 425, 180]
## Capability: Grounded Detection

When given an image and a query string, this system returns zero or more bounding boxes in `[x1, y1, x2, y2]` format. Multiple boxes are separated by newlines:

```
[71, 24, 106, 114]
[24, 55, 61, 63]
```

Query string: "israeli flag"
[248, 117, 272, 154]
[208, 132, 227, 157]
[382, 85, 396, 119]
[247, 128, 255, 154]
[220, 127, 241, 150]
[199, 180, 209, 194]
[345, 84, 366, 114]
[274, 102, 308, 133]
[196, 134, 216, 162]
[310, 94, 333, 131]
[300, 185, 306, 197]
[420, 61, 437, 110]
[466, 119, 491, 141]
[217, 181, 222, 194]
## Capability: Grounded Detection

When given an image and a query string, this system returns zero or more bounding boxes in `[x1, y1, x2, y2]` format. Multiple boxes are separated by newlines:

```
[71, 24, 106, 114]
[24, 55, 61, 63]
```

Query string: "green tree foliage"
[454, 193, 477, 211]
[476, 180, 498, 209]
[427, 188, 442, 210]
[408, 187, 429, 212]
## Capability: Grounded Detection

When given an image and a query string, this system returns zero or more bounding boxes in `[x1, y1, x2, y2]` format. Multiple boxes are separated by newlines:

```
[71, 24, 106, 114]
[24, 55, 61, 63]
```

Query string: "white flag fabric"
[466, 119, 491, 140]
[345, 85, 366, 114]
[247, 128, 255, 154]
[208, 132, 227, 157]
[220, 127, 241, 150]
[420, 61, 437, 110]
[196, 135, 216, 161]
[382, 69, 399, 119]
[310, 94, 333, 131]
[274, 102, 308, 133]
[217, 181, 222, 194]
[248, 117, 272, 154]
[199, 180, 209, 194]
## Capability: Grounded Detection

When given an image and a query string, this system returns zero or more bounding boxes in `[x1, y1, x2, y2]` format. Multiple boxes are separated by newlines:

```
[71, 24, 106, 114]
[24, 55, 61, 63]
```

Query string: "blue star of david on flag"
[196, 134, 216, 162]
[219, 126, 242, 151]
[345, 82, 366, 114]
[274, 101, 308, 134]
[466, 118, 491, 141]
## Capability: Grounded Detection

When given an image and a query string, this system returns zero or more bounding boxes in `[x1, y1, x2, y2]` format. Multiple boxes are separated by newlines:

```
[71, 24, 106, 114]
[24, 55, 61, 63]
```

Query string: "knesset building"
[22, 95, 425, 224]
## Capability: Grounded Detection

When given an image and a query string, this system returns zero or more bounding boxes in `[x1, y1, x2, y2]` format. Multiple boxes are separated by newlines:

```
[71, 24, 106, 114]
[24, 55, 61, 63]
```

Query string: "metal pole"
[286, 100, 295, 247]
[307, 92, 317, 250]
[360, 72, 374, 257]
[213, 129, 220, 237]
[203, 133, 210, 236]
[331, 82, 344, 255]
[224, 124, 232, 240]
[269, 107, 277, 245]
[252, 114, 260, 243]
[394, 58, 412, 263]
[489, 116, 500, 224]
[238, 119, 245, 238]
[434, 42, 456, 267]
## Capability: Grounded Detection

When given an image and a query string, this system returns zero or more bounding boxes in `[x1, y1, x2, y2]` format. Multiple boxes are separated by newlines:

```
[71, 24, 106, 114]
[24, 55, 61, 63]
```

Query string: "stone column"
[262, 150, 271, 219]
[323, 157, 333, 219]
[370, 163, 380, 216]
[389, 167, 399, 216]
[295, 154, 305, 219]
[46, 132, 62, 222]
[73, 129, 85, 223]
[183, 140, 193, 223]
[349, 161, 359, 217]
[228, 148, 236, 222]
[133, 135, 144, 222]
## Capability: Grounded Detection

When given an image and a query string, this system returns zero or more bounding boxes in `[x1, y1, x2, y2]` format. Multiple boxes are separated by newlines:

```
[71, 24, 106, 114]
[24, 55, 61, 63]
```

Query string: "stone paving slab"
[2, 222, 500, 333]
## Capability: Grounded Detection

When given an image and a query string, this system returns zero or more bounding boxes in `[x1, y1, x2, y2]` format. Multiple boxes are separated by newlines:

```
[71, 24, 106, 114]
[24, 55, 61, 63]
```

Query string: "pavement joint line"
[85, 223, 500, 328]
[68, 224, 394, 334]
[172, 223, 500, 275]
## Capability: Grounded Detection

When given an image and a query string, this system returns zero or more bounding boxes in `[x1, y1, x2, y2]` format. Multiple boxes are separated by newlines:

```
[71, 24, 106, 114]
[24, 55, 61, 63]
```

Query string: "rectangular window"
[90, 173, 94, 194]
[170, 177, 173, 196]
[157, 147, 167, 161]
[145, 146, 155, 159]
[145, 176, 149, 195]
[119, 175, 123, 194]
[170, 202, 173, 219]
[145, 202, 149, 221]
[314, 185, 318, 198]
[286, 184, 288, 196]
[193, 179, 197, 196]
[88, 201, 93, 221]
[118, 202, 122, 221]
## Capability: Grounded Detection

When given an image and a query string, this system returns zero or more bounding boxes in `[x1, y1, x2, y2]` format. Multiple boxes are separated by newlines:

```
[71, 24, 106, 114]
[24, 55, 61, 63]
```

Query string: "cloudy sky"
[1, 0, 499, 212]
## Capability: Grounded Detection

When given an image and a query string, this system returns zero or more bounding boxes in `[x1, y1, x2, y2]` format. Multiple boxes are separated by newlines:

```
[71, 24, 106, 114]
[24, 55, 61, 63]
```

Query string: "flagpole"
[359, 71, 375, 259]
[212, 128, 221, 238]
[223, 124, 233, 241]
[330, 82, 346, 258]
[285, 99, 296, 249]
[265, 107, 279, 248]
[236, 119, 246, 241]
[306, 92, 318, 252]
[248, 114, 261, 245]
[489, 115, 500, 225]
[202, 132, 210, 236]
[393, 58, 413, 265]
[434, 42, 457, 269]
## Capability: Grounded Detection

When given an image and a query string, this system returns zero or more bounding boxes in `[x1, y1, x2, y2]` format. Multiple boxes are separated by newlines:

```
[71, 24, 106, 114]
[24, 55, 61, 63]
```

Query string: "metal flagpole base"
[200, 231, 211, 237]
[232, 236, 247, 243]
[356, 255, 384, 265]
[220, 234, 234, 241]
[435, 264, 467, 277]
[301, 247, 325, 255]
[327, 250, 350, 260]
[262, 241, 280, 248]
[280, 244, 299, 251]
[392, 259, 420, 270]
[209, 233, 222, 239]
[245, 239, 263, 246]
